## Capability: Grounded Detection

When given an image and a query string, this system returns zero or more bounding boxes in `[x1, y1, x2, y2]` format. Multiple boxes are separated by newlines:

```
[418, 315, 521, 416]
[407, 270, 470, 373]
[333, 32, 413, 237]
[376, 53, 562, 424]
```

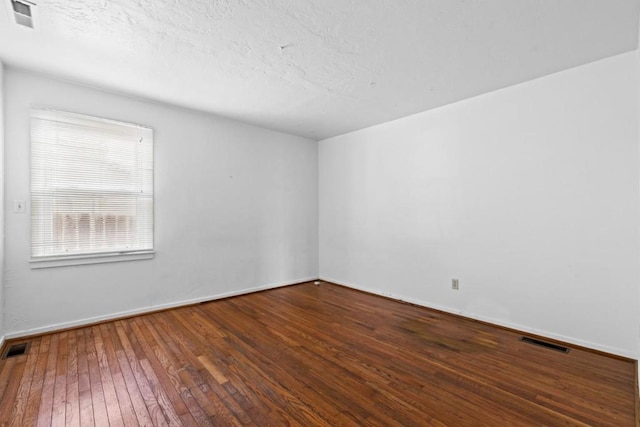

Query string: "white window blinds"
[31, 108, 154, 259]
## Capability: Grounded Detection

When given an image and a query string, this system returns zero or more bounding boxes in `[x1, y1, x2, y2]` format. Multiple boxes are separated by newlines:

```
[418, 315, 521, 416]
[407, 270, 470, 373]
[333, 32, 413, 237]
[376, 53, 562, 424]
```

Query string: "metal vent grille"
[520, 336, 569, 353]
[2, 342, 31, 359]
[9, 0, 34, 28]
[11, 0, 30, 16]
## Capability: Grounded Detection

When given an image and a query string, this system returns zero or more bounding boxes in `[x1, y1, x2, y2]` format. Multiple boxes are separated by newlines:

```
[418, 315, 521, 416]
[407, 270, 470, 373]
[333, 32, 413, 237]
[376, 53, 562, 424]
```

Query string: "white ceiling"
[0, 0, 638, 140]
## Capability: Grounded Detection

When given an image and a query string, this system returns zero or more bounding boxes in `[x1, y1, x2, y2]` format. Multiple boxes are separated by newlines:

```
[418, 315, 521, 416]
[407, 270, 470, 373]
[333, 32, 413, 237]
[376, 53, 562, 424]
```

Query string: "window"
[31, 108, 154, 266]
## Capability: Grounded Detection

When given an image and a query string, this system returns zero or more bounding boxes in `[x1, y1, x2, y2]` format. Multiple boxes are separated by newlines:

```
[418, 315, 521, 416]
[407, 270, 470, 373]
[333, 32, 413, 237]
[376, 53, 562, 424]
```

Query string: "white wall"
[0, 62, 5, 346]
[4, 68, 318, 337]
[319, 52, 640, 358]
[637, 46, 640, 396]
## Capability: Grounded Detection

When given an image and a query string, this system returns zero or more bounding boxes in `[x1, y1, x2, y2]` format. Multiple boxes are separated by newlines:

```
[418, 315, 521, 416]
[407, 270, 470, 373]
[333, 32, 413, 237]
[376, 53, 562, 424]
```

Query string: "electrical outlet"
[451, 278, 459, 290]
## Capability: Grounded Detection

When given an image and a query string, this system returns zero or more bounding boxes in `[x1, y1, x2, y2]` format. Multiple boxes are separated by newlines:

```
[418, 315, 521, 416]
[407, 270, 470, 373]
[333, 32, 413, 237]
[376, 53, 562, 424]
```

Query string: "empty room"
[0, 0, 639, 425]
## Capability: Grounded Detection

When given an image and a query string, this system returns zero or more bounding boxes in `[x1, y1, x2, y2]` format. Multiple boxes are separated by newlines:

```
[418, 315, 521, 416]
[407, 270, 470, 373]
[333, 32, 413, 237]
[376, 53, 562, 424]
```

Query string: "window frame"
[29, 107, 155, 268]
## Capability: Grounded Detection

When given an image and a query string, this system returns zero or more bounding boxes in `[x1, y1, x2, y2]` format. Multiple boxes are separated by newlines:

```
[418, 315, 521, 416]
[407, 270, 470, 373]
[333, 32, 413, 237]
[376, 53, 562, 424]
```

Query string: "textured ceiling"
[0, 0, 639, 140]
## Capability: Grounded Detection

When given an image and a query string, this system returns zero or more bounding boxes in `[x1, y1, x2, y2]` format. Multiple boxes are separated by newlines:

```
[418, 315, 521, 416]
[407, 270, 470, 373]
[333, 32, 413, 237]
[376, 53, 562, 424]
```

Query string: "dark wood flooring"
[0, 281, 636, 426]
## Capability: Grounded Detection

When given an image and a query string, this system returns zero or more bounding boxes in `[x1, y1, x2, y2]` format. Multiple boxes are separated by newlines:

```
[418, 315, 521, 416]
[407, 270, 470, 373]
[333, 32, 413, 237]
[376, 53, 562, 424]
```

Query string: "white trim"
[4, 276, 318, 340]
[0, 335, 5, 351]
[32, 105, 153, 130]
[319, 276, 637, 360]
[30, 250, 155, 269]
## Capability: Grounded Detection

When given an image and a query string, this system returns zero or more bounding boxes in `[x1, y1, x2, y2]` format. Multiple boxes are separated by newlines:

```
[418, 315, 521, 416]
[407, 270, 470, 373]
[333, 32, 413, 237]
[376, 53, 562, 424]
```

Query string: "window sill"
[30, 251, 155, 269]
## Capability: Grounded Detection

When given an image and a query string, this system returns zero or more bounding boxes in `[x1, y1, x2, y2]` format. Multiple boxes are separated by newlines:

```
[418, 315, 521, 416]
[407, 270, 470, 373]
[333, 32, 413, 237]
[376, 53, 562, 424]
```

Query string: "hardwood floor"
[0, 281, 635, 426]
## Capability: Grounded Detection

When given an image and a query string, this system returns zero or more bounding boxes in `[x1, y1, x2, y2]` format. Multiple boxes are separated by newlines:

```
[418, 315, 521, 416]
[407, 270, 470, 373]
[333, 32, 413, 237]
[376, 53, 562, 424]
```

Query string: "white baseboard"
[0, 335, 5, 351]
[319, 276, 636, 360]
[7, 275, 633, 360]
[5, 276, 319, 340]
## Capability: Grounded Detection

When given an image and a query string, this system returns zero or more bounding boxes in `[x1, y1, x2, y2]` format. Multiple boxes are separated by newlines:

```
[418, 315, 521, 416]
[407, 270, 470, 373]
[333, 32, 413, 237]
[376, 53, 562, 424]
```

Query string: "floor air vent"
[520, 336, 569, 353]
[2, 342, 30, 359]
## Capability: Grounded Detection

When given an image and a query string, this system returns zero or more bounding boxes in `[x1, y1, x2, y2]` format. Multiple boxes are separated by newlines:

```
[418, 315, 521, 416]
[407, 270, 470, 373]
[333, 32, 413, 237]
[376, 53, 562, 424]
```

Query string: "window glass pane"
[31, 108, 154, 258]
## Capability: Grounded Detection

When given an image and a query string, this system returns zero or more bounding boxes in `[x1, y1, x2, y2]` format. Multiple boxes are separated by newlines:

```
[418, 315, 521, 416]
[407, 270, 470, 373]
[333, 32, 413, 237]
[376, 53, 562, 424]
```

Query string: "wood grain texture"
[635, 361, 639, 427]
[0, 281, 635, 426]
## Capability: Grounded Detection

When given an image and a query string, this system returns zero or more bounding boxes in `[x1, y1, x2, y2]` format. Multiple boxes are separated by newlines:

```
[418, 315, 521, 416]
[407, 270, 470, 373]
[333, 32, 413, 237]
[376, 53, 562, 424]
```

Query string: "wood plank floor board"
[401, 340, 615, 420]
[0, 355, 27, 424]
[0, 360, 26, 426]
[220, 333, 344, 425]
[0, 357, 20, 398]
[105, 322, 163, 426]
[97, 323, 139, 427]
[151, 318, 249, 425]
[137, 357, 183, 427]
[92, 325, 126, 427]
[75, 329, 95, 427]
[407, 324, 631, 422]
[51, 331, 68, 426]
[203, 304, 369, 423]
[336, 341, 528, 426]
[307, 285, 633, 425]
[127, 320, 192, 426]
[0, 282, 635, 426]
[85, 326, 112, 426]
[22, 335, 51, 426]
[114, 321, 169, 426]
[64, 330, 80, 427]
[181, 307, 311, 420]
[201, 329, 336, 426]
[137, 317, 214, 426]
[150, 313, 252, 425]
[36, 333, 59, 427]
[7, 339, 40, 426]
